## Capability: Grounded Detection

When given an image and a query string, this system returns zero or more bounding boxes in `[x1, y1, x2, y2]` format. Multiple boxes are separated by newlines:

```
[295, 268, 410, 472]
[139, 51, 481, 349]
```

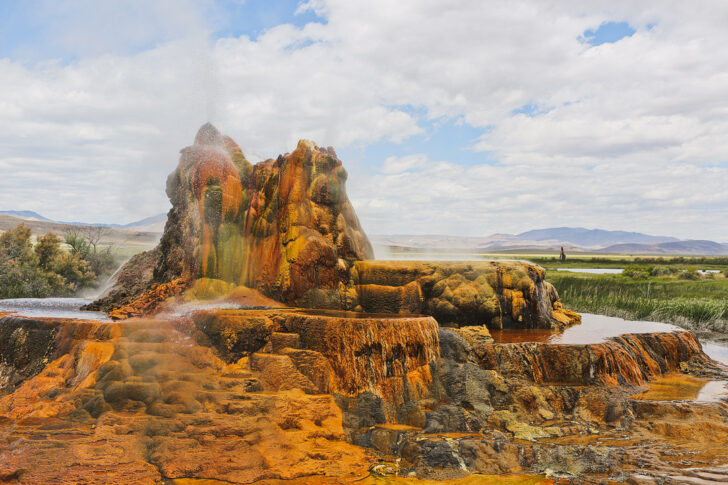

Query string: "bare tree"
[79, 226, 112, 255]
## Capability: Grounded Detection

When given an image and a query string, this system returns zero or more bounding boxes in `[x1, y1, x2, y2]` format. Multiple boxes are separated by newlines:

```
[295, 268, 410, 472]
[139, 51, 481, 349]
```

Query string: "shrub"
[622, 265, 651, 280]
[65, 229, 117, 278]
[52, 253, 95, 291]
[86, 246, 116, 277]
[35, 233, 62, 270]
[0, 224, 115, 298]
[651, 266, 677, 276]
[0, 224, 35, 264]
[0, 226, 71, 298]
[678, 270, 700, 280]
[64, 231, 91, 258]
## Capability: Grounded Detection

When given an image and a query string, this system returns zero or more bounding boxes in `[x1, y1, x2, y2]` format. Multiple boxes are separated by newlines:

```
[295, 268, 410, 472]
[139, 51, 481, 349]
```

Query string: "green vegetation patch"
[546, 270, 728, 333]
[0, 223, 120, 298]
[530, 254, 728, 270]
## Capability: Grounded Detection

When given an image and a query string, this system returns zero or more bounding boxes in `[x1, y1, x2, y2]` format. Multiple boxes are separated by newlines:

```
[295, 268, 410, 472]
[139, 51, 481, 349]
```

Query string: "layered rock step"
[466, 330, 717, 386]
[189, 308, 440, 423]
[347, 260, 579, 329]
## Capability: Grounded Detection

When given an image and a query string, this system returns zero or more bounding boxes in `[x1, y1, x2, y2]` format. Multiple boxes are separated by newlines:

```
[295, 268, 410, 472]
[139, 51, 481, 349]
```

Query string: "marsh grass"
[547, 272, 728, 333]
[529, 255, 728, 270]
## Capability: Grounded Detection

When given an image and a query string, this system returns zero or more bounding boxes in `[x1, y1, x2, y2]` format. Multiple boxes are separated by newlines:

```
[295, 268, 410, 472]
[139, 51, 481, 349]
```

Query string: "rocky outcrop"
[84, 249, 160, 316]
[2, 303, 727, 483]
[346, 260, 579, 329]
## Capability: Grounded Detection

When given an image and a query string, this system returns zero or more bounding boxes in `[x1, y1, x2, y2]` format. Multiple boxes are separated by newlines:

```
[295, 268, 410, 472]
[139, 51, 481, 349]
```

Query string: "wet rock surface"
[1, 307, 727, 484]
[0, 314, 373, 484]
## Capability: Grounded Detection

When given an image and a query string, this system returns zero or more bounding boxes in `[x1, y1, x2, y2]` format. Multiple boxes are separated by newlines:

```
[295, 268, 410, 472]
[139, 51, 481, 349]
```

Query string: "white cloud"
[380, 154, 431, 174]
[349, 153, 728, 241]
[0, 0, 727, 240]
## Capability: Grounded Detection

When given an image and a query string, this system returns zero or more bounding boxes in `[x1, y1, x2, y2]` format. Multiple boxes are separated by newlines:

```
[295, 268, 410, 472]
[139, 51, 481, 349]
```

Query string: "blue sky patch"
[339, 114, 498, 173]
[211, 0, 325, 41]
[581, 21, 636, 46]
[0, 0, 323, 61]
[511, 102, 553, 117]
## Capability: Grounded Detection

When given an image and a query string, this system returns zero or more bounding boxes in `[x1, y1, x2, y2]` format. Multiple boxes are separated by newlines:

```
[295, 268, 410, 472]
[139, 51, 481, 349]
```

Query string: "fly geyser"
[90, 123, 576, 330]
[91, 123, 373, 316]
[2, 124, 728, 484]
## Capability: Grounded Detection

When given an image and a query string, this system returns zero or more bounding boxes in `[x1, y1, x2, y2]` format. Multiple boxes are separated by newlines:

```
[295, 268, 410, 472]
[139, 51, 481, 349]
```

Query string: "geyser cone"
[90, 124, 373, 317]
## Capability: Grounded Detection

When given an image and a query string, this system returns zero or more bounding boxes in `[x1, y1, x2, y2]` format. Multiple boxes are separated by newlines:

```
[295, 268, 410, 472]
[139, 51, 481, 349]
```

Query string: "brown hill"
[0, 214, 160, 248]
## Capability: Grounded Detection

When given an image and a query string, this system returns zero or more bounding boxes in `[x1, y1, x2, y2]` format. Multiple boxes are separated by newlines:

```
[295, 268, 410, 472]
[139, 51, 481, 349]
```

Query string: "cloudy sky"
[1, 0, 727, 241]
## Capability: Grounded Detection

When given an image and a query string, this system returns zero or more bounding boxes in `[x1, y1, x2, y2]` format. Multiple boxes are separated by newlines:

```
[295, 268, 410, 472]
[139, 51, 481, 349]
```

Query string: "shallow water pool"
[0, 298, 110, 321]
[552, 268, 624, 274]
[490, 313, 681, 345]
[490, 313, 728, 366]
[632, 374, 728, 403]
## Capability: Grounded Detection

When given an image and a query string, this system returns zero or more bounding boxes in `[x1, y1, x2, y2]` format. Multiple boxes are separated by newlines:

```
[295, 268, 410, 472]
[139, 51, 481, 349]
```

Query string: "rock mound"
[348, 260, 579, 329]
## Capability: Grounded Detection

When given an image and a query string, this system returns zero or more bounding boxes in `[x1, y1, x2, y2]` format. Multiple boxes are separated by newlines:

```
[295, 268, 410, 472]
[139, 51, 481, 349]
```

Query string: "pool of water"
[490, 313, 728, 366]
[632, 374, 728, 403]
[701, 341, 728, 366]
[490, 313, 681, 345]
[552, 268, 624, 274]
[159, 301, 282, 318]
[0, 298, 111, 321]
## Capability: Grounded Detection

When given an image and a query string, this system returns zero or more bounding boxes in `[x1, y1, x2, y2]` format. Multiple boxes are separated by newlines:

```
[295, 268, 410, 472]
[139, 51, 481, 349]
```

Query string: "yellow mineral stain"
[633, 374, 728, 402]
[373, 423, 423, 431]
[171, 474, 555, 485]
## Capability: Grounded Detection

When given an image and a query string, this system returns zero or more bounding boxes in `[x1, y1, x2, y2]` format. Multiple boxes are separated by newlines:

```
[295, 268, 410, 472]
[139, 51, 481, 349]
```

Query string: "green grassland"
[529, 254, 728, 270]
[542, 263, 728, 335]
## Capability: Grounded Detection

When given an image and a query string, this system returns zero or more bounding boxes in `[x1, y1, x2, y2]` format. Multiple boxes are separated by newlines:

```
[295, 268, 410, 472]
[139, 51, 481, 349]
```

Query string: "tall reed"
[548, 274, 728, 333]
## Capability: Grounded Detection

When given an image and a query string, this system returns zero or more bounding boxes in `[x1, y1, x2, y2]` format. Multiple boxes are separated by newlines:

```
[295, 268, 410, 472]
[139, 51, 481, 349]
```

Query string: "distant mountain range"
[2, 212, 727, 256]
[0, 211, 165, 249]
[0, 211, 167, 232]
[372, 227, 728, 256]
[599, 240, 728, 255]
[0, 210, 54, 222]
[516, 227, 678, 247]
